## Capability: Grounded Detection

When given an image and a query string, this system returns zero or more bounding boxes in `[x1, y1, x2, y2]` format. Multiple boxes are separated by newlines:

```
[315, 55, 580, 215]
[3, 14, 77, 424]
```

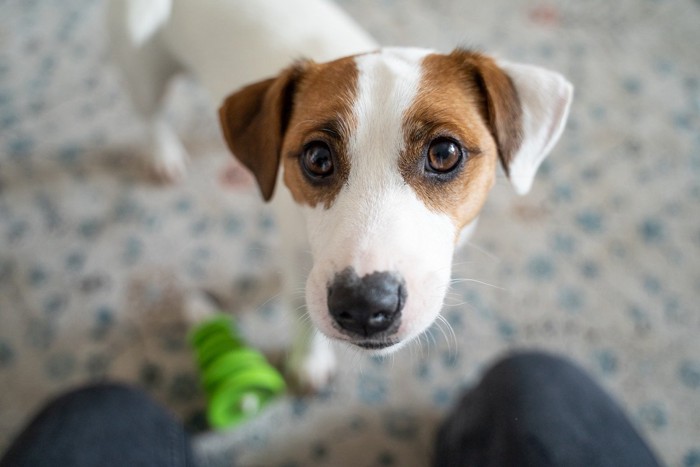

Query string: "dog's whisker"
[284, 286, 307, 296]
[461, 241, 501, 262]
[442, 297, 466, 306]
[433, 319, 450, 353]
[439, 319, 456, 354]
[449, 261, 477, 268]
[287, 292, 307, 302]
[253, 291, 283, 312]
[435, 315, 452, 350]
[443, 290, 470, 300]
[442, 290, 468, 299]
[422, 332, 430, 357]
[449, 278, 506, 290]
[348, 345, 364, 370]
[297, 314, 312, 326]
[291, 310, 312, 327]
[427, 327, 438, 350]
[442, 300, 472, 308]
[415, 333, 426, 361]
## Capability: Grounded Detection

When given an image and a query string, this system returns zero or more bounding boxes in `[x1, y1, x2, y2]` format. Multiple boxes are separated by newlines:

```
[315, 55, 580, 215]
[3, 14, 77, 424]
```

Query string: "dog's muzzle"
[327, 267, 406, 344]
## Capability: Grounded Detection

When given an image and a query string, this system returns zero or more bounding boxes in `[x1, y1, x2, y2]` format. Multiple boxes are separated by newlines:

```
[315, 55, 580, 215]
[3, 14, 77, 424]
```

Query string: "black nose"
[327, 268, 406, 338]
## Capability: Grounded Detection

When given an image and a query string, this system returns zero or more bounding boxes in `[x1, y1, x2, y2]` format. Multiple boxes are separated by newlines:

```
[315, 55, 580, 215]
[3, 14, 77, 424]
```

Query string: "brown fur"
[281, 57, 359, 209]
[219, 57, 359, 207]
[219, 62, 307, 201]
[449, 49, 523, 175]
[400, 51, 523, 232]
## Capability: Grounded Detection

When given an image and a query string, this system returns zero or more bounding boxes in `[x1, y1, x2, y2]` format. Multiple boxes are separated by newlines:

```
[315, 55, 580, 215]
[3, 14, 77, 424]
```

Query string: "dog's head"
[219, 48, 572, 352]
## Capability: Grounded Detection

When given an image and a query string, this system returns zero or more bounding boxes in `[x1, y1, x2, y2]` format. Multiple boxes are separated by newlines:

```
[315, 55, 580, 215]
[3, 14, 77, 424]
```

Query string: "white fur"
[125, 0, 172, 46]
[499, 61, 574, 195]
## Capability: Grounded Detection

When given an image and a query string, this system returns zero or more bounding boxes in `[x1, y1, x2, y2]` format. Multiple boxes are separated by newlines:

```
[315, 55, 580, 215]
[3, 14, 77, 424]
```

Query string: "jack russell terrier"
[109, 0, 573, 390]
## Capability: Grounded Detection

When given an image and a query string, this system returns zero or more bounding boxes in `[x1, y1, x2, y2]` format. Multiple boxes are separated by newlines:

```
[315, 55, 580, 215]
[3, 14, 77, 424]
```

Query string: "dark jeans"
[0, 384, 195, 467]
[1, 352, 659, 467]
[434, 351, 660, 467]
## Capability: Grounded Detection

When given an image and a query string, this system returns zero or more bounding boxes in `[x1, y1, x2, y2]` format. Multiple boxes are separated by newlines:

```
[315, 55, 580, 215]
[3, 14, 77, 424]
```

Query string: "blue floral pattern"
[1, 0, 699, 466]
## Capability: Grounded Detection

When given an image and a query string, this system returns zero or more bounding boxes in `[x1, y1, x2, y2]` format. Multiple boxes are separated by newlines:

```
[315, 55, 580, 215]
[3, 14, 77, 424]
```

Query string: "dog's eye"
[426, 138, 462, 173]
[301, 142, 334, 179]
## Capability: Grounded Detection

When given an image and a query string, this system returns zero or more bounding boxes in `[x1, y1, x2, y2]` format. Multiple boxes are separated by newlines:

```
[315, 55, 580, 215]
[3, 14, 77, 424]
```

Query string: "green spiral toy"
[189, 315, 286, 429]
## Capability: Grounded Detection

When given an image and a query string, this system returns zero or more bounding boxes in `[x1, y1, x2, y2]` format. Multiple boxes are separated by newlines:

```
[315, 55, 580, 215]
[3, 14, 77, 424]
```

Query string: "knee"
[482, 350, 587, 398]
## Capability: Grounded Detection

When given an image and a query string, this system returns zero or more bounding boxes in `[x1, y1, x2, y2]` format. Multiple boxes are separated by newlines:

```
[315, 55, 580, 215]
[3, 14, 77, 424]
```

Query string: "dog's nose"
[327, 268, 406, 338]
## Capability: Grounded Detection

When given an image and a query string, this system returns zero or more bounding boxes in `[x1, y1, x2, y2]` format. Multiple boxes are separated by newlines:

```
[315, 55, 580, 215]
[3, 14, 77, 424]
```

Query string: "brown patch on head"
[281, 57, 359, 209]
[454, 50, 523, 174]
[218, 56, 359, 206]
[400, 50, 523, 233]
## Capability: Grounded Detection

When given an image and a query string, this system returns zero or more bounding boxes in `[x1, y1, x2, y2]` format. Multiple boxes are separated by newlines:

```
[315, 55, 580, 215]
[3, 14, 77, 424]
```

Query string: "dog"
[109, 0, 573, 391]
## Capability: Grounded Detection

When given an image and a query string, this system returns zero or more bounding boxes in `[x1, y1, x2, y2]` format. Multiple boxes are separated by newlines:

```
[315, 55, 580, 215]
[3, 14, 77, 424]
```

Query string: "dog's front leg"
[107, 0, 188, 183]
[286, 316, 336, 394]
[271, 185, 337, 393]
[148, 117, 189, 182]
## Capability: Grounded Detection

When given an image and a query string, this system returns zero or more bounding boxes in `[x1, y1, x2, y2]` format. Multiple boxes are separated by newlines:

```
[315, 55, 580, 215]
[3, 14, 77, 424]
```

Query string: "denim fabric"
[434, 351, 660, 467]
[0, 383, 195, 467]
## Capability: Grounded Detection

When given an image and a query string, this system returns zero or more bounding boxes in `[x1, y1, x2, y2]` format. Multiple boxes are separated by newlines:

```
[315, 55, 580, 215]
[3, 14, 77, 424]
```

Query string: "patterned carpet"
[1, 0, 699, 465]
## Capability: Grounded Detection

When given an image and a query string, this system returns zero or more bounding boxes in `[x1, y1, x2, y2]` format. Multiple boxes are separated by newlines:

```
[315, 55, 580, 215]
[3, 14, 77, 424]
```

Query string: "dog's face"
[220, 48, 572, 352]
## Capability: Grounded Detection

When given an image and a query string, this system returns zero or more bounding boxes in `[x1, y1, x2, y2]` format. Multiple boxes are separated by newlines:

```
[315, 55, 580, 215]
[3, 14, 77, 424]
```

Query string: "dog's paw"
[150, 144, 188, 183]
[286, 339, 337, 395]
[151, 155, 188, 183]
[149, 121, 189, 183]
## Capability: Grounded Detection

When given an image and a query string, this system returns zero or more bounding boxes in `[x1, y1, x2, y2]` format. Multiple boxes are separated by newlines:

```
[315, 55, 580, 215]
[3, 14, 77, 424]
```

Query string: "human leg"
[0, 383, 195, 467]
[434, 351, 660, 467]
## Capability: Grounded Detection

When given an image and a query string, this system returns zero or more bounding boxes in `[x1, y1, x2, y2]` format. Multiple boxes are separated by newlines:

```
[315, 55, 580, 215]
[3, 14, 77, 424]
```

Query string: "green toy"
[189, 315, 286, 429]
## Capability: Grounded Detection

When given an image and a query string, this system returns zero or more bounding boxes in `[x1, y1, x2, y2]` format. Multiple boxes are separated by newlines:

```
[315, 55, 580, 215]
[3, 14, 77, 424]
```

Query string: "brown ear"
[219, 63, 307, 201]
[450, 49, 523, 177]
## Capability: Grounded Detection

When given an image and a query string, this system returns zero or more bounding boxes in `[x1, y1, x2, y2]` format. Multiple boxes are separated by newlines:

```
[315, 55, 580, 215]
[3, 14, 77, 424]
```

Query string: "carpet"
[0, 0, 698, 465]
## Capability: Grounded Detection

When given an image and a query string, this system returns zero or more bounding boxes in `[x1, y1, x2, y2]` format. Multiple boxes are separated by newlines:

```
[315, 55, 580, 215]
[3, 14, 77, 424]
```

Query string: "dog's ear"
[452, 50, 573, 195]
[497, 60, 573, 194]
[219, 63, 307, 201]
